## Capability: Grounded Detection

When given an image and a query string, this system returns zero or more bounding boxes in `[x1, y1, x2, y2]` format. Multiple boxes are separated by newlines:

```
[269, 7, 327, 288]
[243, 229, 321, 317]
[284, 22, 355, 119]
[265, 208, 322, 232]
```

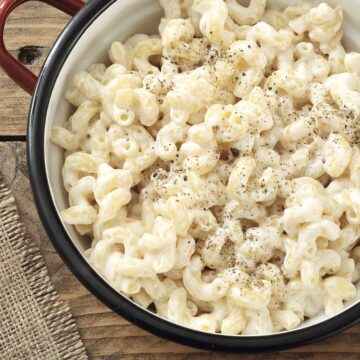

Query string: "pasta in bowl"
[0, 0, 348, 350]
[49, 0, 360, 336]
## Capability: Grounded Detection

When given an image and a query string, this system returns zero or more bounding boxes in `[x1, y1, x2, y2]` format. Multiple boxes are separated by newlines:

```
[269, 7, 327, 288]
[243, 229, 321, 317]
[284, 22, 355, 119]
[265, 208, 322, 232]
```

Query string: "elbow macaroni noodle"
[51, 0, 360, 334]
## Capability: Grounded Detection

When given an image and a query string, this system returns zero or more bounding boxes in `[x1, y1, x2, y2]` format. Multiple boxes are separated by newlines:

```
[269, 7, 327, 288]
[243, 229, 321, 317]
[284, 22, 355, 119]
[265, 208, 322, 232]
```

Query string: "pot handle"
[0, 0, 84, 94]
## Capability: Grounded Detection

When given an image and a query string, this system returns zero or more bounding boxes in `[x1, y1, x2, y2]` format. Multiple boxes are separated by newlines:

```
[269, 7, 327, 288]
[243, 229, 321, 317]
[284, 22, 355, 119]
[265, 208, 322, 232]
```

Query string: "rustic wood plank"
[0, 2, 70, 137]
[0, 141, 360, 359]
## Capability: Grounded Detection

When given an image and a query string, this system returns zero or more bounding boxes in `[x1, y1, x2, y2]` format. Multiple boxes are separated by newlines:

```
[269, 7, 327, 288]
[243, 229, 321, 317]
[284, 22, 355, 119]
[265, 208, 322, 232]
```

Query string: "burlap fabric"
[0, 180, 87, 359]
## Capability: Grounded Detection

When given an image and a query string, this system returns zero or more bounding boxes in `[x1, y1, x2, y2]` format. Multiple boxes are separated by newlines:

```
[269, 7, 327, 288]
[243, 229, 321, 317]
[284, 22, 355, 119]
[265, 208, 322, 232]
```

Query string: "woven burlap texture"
[0, 180, 88, 360]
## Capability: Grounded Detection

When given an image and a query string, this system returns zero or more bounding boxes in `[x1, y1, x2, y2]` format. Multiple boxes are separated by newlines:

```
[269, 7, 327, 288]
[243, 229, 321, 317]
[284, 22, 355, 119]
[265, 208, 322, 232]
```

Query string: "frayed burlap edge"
[0, 180, 88, 359]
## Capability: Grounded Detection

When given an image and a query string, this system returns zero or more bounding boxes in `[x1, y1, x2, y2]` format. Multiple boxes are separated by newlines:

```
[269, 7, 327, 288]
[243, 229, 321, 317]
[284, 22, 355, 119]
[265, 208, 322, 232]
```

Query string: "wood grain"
[1, 141, 360, 359]
[0, 2, 70, 137]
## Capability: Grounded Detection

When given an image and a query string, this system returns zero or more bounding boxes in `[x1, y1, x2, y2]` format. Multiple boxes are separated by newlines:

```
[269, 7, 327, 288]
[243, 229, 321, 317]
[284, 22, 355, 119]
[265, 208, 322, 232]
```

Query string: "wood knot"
[17, 46, 45, 65]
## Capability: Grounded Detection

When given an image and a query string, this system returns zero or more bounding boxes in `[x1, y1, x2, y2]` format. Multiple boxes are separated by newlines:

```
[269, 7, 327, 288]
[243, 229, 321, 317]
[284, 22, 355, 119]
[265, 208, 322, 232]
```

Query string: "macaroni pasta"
[51, 0, 360, 334]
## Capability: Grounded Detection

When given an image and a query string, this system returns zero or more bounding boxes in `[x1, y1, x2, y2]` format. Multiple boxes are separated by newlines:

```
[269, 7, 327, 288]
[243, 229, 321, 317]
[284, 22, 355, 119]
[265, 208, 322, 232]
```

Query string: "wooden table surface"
[1, 3, 359, 359]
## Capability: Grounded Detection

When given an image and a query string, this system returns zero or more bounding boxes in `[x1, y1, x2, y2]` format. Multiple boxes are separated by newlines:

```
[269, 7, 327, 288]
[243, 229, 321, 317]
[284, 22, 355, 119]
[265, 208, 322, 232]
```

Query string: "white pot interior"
[44, 0, 360, 334]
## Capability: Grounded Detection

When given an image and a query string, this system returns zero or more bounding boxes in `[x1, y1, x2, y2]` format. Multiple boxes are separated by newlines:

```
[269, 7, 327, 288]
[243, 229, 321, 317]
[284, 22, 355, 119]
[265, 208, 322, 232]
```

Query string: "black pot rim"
[27, 0, 360, 352]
